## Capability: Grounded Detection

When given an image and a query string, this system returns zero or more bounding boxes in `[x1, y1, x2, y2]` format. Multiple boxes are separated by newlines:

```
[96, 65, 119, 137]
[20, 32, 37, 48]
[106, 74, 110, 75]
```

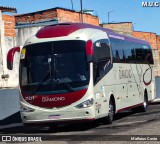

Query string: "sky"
[1, 0, 160, 35]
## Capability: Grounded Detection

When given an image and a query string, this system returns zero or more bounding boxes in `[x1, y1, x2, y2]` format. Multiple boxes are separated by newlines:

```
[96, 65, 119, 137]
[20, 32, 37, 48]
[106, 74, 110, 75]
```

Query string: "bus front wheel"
[103, 99, 115, 124]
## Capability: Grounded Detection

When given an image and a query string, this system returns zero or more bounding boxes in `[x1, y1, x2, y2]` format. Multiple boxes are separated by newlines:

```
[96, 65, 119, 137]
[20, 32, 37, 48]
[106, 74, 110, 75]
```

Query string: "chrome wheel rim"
[108, 102, 114, 119]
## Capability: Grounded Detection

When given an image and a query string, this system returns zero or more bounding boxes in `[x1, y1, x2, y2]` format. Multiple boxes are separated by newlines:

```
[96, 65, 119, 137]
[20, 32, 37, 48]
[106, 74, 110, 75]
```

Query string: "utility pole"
[80, 0, 83, 23]
[71, 0, 73, 10]
[108, 10, 114, 23]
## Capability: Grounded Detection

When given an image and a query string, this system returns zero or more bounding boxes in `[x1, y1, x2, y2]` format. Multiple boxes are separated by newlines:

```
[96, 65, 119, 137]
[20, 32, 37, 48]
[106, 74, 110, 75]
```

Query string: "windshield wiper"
[32, 70, 50, 95]
[52, 68, 75, 92]
[33, 69, 75, 94]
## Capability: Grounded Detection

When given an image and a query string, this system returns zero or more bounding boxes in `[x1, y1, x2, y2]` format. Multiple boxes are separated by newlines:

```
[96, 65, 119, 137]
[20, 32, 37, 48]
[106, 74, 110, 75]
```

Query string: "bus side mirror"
[85, 40, 94, 63]
[7, 47, 20, 70]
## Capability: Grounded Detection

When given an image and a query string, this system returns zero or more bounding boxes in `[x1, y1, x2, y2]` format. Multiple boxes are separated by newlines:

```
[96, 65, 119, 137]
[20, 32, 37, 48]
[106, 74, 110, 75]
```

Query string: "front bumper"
[21, 107, 95, 125]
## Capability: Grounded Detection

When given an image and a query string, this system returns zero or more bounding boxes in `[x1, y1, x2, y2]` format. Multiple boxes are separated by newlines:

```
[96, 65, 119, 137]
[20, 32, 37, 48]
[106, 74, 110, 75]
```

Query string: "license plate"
[48, 114, 60, 119]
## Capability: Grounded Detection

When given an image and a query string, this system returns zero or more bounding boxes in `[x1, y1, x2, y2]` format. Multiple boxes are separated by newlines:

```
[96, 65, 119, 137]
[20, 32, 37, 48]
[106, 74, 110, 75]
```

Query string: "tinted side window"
[145, 49, 154, 64]
[135, 44, 154, 64]
[110, 38, 133, 63]
[110, 38, 153, 64]
[135, 44, 144, 63]
[93, 39, 112, 85]
[94, 39, 111, 62]
[125, 44, 136, 63]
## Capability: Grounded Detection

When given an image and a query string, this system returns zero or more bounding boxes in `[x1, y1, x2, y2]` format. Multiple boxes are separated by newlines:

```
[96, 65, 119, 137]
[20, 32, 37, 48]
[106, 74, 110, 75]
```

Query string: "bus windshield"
[19, 40, 90, 95]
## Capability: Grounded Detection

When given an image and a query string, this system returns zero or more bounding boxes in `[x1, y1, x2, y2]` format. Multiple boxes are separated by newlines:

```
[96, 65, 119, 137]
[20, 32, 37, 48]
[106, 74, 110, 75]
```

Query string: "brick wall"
[156, 35, 160, 76]
[15, 8, 99, 26]
[157, 35, 160, 49]
[57, 9, 99, 26]
[133, 31, 157, 49]
[102, 22, 133, 36]
[15, 10, 57, 24]
[2, 14, 16, 37]
[102, 23, 159, 50]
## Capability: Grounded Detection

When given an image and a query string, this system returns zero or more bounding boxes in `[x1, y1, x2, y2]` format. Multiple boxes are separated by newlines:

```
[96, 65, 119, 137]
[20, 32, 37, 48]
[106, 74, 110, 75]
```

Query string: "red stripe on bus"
[117, 103, 143, 113]
[36, 23, 104, 39]
[36, 23, 82, 38]
[22, 89, 87, 108]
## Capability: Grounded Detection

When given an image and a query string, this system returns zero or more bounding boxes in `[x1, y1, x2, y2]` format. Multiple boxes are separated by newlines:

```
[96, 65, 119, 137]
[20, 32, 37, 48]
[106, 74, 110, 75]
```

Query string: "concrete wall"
[0, 13, 19, 88]
[0, 12, 20, 127]
[16, 26, 42, 46]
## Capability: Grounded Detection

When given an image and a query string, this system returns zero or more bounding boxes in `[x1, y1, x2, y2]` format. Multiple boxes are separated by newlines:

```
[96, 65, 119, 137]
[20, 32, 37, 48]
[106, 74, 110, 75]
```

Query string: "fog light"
[85, 111, 89, 115]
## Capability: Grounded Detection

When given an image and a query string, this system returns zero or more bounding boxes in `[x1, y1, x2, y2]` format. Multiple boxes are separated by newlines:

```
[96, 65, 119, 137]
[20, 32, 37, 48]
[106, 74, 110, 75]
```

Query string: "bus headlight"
[20, 104, 35, 112]
[75, 98, 94, 109]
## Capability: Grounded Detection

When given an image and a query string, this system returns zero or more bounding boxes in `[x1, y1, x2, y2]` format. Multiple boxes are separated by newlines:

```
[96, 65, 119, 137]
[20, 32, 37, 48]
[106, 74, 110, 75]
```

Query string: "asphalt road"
[1, 103, 160, 143]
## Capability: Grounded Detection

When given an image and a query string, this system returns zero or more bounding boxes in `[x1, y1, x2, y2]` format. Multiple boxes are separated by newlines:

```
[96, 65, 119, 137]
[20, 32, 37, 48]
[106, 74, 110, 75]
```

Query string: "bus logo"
[119, 69, 132, 79]
[42, 97, 65, 102]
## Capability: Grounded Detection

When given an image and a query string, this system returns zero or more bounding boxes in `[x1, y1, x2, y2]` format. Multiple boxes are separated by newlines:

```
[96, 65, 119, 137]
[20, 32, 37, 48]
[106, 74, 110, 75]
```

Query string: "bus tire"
[103, 98, 115, 124]
[139, 91, 148, 112]
[132, 91, 148, 113]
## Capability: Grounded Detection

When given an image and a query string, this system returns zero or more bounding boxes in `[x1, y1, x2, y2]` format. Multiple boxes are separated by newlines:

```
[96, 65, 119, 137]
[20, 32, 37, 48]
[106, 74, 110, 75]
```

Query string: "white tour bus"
[7, 23, 155, 128]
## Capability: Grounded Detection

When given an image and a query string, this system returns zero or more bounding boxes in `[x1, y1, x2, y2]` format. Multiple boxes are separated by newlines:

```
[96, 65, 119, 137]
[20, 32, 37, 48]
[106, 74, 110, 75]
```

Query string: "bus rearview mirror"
[85, 40, 94, 63]
[7, 47, 20, 70]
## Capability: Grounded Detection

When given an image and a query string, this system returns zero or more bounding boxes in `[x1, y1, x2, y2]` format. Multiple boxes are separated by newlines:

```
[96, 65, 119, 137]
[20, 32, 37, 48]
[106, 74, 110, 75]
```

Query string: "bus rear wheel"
[139, 91, 148, 112]
[132, 91, 148, 113]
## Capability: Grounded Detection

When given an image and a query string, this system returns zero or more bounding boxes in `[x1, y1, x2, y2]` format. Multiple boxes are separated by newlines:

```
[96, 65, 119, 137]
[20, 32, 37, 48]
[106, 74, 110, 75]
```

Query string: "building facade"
[15, 7, 99, 46]
[0, 7, 17, 88]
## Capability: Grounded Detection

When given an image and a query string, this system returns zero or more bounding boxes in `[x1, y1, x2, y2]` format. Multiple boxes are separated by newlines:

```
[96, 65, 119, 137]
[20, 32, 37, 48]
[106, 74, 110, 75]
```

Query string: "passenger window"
[110, 38, 126, 63]
[145, 49, 154, 64]
[136, 48, 153, 64]
[125, 48, 136, 63]
[110, 38, 153, 64]
[93, 39, 112, 85]
[94, 39, 111, 62]
[135, 48, 144, 63]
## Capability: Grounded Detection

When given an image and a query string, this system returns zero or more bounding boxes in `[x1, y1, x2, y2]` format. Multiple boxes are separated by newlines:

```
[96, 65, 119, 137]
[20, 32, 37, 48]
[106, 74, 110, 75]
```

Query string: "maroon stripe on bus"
[22, 89, 87, 108]
[117, 103, 143, 113]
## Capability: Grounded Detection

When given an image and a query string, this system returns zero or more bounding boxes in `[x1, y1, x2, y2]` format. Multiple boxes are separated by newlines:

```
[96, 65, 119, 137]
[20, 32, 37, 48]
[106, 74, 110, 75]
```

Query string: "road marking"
[115, 120, 147, 126]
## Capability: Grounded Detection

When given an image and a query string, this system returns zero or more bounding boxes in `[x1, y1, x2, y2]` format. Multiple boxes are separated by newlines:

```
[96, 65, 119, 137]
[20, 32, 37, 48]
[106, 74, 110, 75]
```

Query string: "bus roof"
[36, 22, 149, 45]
